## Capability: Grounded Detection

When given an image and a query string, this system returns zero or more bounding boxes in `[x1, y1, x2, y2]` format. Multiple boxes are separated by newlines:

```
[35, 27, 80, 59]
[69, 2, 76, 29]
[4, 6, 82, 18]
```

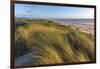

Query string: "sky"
[15, 4, 94, 19]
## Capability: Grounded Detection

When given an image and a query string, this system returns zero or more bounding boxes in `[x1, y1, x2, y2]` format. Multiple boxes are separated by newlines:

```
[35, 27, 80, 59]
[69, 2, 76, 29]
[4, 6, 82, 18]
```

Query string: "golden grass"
[15, 20, 95, 65]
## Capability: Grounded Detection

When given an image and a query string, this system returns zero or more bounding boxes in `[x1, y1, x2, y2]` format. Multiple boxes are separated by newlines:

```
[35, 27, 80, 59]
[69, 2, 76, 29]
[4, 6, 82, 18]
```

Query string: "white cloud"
[71, 8, 94, 19]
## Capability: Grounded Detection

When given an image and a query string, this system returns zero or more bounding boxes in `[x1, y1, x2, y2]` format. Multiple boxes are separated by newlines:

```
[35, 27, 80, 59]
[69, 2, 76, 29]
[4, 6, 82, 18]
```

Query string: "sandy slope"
[15, 52, 33, 67]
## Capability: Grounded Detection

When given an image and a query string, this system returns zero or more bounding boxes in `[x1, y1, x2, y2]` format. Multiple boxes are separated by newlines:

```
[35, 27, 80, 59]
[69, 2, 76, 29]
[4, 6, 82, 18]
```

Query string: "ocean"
[52, 19, 94, 25]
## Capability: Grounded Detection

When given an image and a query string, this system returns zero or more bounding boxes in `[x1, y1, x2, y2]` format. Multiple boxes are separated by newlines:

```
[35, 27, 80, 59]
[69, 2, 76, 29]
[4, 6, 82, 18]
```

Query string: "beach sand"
[62, 23, 94, 35]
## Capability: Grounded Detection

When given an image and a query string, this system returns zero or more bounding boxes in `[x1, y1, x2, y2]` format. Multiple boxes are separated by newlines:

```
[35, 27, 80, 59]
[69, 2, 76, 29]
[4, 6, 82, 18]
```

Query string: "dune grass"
[15, 19, 95, 65]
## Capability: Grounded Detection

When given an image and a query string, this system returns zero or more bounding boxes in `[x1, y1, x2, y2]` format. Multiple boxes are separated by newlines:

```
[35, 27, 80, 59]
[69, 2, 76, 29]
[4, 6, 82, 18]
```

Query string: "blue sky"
[15, 4, 94, 19]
